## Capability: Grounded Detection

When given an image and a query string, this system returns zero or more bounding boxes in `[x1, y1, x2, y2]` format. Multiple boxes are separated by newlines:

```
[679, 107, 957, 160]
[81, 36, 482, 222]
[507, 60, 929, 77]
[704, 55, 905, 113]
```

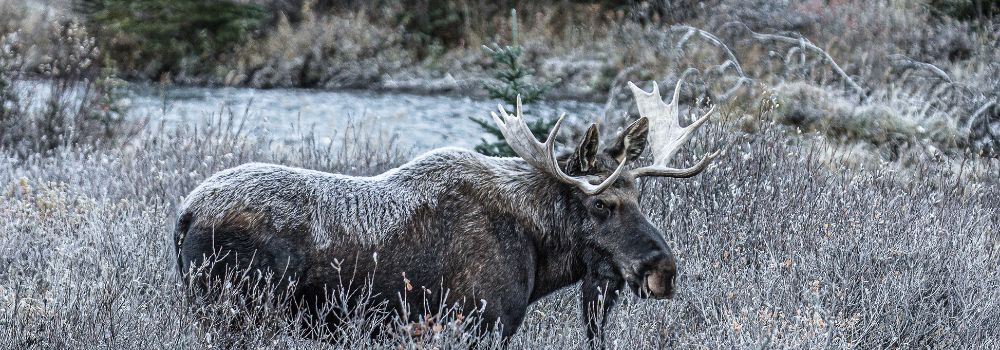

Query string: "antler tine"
[491, 96, 626, 195]
[627, 78, 718, 178]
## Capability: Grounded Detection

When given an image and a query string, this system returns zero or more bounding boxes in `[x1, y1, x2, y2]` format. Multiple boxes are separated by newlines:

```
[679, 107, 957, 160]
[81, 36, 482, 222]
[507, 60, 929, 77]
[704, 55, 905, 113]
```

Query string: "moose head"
[491, 78, 718, 301]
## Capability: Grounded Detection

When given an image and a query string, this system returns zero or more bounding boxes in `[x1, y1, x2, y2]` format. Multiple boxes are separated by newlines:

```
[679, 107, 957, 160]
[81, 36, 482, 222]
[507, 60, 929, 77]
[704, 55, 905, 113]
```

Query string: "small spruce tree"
[471, 9, 559, 157]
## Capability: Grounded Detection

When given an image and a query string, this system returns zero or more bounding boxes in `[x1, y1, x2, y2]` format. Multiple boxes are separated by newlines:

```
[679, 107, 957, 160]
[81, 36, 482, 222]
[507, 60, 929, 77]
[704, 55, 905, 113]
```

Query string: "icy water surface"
[127, 85, 604, 151]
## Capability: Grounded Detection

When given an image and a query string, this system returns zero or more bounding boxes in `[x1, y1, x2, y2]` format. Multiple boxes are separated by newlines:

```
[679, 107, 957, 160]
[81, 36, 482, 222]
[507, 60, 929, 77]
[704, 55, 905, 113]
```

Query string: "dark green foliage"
[397, 0, 467, 54]
[472, 10, 560, 157]
[0, 73, 15, 121]
[928, 0, 999, 23]
[481, 44, 557, 105]
[0, 36, 21, 130]
[78, 0, 268, 80]
[87, 66, 131, 140]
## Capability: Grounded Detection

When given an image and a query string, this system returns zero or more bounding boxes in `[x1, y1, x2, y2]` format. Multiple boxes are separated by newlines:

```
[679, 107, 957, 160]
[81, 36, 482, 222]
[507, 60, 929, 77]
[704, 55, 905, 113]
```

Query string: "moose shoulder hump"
[178, 147, 538, 249]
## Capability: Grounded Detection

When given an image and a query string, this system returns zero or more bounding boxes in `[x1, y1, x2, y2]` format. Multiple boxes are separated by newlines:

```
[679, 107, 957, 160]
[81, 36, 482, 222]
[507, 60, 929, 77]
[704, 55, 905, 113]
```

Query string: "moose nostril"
[641, 256, 678, 299]
[659, 257, 677, 282]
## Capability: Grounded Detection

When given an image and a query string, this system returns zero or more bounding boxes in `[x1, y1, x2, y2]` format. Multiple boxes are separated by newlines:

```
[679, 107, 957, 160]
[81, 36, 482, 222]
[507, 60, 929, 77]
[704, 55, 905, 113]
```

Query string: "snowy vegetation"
[2, 110, 998, 348]
[1, 0, 999, 348]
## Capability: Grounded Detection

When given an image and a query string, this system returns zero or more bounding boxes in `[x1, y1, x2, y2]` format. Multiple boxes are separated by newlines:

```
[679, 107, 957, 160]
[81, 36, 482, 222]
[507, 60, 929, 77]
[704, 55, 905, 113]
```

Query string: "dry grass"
[1, 106, 998, 348]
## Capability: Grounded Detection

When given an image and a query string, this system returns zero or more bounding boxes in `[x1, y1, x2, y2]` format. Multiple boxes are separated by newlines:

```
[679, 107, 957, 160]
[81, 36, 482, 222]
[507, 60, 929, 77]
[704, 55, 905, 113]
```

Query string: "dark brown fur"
[175, 121, 679, 344]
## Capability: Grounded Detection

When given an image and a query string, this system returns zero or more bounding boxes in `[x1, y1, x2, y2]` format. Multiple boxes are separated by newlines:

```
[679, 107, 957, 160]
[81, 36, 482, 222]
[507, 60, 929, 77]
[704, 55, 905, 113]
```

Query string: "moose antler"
[627, 79, 719, 178]
[492, 96, 627, 195]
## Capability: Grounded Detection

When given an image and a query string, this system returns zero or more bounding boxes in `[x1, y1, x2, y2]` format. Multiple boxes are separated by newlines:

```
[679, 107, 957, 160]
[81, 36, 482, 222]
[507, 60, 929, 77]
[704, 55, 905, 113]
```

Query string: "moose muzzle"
[641, 255, 677, 299]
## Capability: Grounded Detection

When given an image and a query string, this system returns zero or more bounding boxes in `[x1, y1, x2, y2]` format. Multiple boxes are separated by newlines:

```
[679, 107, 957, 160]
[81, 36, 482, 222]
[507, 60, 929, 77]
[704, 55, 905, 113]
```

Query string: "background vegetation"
[1, 0, 997, 157]
[0, 0, 999, 348]
[77, 0, 268, 81]
[471, 10, 560, 157]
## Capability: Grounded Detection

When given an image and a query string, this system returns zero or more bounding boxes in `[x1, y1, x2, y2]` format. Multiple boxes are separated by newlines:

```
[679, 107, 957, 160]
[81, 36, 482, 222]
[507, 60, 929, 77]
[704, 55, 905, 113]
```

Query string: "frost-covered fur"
[179, 147, 555, 248]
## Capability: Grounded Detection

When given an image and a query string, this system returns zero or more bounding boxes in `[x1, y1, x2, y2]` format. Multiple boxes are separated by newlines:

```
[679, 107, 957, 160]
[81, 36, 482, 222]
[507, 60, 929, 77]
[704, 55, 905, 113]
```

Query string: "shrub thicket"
[0, 22, 134, 158]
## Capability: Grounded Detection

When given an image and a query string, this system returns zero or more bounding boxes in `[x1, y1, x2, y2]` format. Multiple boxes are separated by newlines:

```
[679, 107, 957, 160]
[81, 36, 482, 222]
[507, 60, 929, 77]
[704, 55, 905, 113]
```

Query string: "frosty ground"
[1, 109, 999, 348]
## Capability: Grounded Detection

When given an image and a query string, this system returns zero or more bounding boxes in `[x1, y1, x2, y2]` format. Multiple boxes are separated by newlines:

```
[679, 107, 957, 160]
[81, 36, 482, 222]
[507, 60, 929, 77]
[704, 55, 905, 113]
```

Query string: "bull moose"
[174, 79, 719, 343]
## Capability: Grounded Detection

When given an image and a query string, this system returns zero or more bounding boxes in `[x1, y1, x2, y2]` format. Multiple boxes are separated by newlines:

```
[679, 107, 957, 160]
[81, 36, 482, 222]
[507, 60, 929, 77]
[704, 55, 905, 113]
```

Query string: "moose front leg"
[580, 256, 624, 345]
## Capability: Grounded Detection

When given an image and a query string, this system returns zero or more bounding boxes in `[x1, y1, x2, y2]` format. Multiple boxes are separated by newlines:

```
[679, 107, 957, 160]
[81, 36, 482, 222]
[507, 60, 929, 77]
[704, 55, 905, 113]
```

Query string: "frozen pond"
[125, 85, 604, 151]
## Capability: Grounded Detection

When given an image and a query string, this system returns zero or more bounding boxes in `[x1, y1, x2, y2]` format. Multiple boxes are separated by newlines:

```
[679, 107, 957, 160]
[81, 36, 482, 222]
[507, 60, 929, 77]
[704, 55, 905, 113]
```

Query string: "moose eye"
[594, 200, 608, 211]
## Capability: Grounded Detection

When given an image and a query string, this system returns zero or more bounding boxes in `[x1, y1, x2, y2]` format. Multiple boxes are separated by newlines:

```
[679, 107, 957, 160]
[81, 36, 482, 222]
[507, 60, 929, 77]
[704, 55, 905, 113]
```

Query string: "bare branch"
[890, 54, 953, 84]
[672, 25, 747, 78]
[966, 100, 997, 131]
[671, 25, 752, 102]
[723, 21, 867, 98]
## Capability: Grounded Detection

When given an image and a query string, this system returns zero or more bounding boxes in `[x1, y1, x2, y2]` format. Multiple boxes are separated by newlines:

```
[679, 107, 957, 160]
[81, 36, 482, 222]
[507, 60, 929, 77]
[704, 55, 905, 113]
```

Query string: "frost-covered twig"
[723, 21, 866, 98]
[671, 25, 751, 101]
[717, 76, 754, 101]
[889, 54, 953, 84]
[966, 100, 997, 131]
[672, 25, 747, 79]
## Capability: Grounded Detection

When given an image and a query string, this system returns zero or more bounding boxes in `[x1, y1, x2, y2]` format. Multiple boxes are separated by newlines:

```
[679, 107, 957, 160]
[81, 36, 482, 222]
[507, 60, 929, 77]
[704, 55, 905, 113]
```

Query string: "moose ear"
[565, 124, 601, 174]
[606, 117, 649, 162]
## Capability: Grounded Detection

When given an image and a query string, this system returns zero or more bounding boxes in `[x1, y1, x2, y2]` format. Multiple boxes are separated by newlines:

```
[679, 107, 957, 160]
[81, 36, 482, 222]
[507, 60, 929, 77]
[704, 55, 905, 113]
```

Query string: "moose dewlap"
[174, 78, 718, 342]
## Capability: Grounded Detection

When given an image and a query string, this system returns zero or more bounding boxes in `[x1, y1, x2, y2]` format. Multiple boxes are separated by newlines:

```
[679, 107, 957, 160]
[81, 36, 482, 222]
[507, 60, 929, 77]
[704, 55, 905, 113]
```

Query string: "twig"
[889, 54, 953, 84]
[717, 77, 754, 101]
[672, 25, 747, 78]
[671, 25, 752, 101]
[723, 21, 867, 98]
[679, 66, 699, 82]
[966, 100, 997, 131]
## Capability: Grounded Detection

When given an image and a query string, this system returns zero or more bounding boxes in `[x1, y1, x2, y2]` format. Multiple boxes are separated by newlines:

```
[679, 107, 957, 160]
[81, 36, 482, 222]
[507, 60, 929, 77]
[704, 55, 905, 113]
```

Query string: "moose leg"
[475, 299, 529, 339]
[580, 257, 624, 345]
